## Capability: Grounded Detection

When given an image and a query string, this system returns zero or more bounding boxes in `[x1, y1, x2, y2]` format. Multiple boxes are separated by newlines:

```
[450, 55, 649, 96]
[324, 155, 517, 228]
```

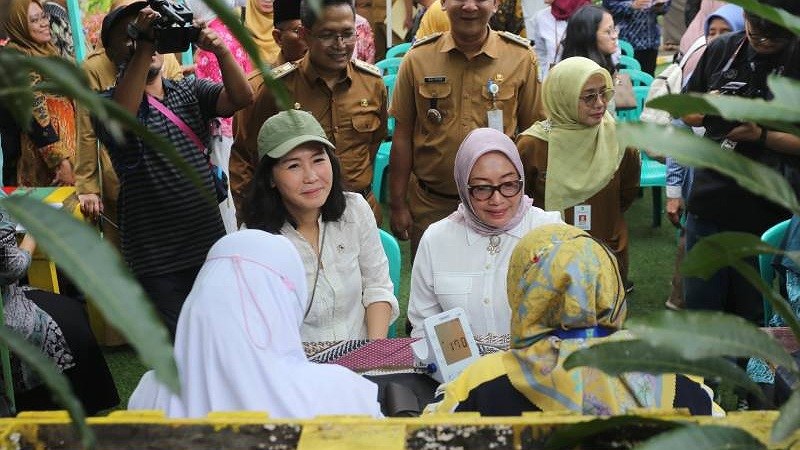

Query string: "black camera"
[149, 0, 200, 53]
[703, 81, 746, 141]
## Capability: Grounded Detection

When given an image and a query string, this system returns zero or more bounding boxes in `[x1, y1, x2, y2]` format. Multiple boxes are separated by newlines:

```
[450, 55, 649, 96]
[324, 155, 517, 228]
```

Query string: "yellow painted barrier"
[0, 410, 797, 449]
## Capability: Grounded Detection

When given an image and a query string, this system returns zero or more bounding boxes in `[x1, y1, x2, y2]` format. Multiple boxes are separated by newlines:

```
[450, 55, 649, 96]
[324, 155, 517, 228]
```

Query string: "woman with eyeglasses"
[0, 0, 76, 187]
[517, 57, 640, 292]
[407, 128, 562, 338]
[241, 110, 398, 341]
[560, 5, 619, 78]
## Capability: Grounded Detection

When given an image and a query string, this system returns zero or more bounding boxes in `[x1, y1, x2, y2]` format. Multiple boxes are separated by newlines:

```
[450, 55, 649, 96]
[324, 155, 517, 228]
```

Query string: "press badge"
[486, 80, 503, 131]
[574, 205, 591, 230]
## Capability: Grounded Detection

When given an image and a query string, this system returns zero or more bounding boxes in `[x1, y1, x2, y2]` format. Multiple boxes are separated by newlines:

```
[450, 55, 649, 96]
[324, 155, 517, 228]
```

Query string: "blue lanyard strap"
[549, 326, 615, 340]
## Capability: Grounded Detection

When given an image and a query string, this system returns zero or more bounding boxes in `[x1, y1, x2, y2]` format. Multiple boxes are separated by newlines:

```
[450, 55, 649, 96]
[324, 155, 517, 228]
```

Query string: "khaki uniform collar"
[299, 52, 353, 86]
[440, 27, 499, 59]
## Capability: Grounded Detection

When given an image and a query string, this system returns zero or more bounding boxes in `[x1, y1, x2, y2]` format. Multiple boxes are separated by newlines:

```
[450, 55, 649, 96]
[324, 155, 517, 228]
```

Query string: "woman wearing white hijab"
[407, 128, 562, 338]
[128, 229, 383, 418]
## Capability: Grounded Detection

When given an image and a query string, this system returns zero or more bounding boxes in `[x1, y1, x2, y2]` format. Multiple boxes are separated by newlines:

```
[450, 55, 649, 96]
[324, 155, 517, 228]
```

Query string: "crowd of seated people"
[0, 0, 798, 423]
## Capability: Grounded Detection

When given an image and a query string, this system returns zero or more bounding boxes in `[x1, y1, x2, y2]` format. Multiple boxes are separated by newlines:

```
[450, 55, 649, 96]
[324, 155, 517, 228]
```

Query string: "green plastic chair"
[379, 229, 401, 337]
[759, 219, 791, 326]
[372, 141, 391, 203]
[639, 151, 667, 227]
[618, 39, 634, 57]
[621, 68, 654, 87]
[618, 55, 642, 72]
[616, 85, 649, 122]
[376, 57, 403, 75]
[386, 42, 412, 59]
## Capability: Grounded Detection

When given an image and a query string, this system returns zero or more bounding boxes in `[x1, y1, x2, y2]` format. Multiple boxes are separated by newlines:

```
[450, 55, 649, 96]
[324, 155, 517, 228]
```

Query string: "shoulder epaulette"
[246, 69, 263, 82]
[412, 32, 443, 48]
[352, 59, 382, 78]
[499, 31, 531, 48]
[271, 62, 297, 79]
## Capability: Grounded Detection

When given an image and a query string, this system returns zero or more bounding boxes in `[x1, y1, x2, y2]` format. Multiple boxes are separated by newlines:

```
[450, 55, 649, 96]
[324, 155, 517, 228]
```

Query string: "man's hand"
[666, 197, 684, 228]
[631, 0, 652, 9]
[727, 122, 762, 143]
[79, 193, 104, 220]
[52, 159, 75, 186]
[195, 21, 227, 57]
[390, 204, 413, 241]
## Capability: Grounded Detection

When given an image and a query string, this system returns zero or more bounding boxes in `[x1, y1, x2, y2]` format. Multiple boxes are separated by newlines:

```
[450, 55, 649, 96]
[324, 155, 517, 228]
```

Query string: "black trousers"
[137, 265, 202, 340]
[634, 48, 659, 76]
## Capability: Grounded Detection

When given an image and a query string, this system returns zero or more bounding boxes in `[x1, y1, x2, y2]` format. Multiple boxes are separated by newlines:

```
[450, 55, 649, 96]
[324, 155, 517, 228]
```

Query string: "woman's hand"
[52, 159, 75, 186]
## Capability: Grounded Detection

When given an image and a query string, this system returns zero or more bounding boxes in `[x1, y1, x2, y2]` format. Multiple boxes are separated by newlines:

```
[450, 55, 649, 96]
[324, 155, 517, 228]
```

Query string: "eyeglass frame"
[311, 29, 357, 46]
[579, 88, 615, 106]
[745, 16, 793, 45]
[28, 12, 51, 25]
[466, 179, 524, 201]
[601, 25, 620, 38]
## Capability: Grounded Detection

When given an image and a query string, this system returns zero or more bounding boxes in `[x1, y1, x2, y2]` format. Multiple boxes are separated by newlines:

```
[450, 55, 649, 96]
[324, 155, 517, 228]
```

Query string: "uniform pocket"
[418, 82, 453, 124]
[352, 112, 381, 133]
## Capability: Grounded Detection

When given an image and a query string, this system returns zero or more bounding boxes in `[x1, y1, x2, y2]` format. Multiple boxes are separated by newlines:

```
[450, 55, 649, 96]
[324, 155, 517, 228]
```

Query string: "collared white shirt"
[408, 206, 562, 337]
[282, 193, 399, 341]
[530, 7, 568, 82]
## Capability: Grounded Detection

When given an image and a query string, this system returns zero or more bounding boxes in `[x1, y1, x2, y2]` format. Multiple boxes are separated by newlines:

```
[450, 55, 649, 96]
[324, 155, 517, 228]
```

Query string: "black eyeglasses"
[313, 30, 357, 46]
[579, 88, 615, 106]
[467, 180, 523, 201]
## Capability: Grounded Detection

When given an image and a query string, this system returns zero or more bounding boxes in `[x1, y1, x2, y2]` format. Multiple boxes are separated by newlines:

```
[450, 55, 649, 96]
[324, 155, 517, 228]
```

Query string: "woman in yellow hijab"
[1, 0, 76, 187]
[426, 223, 721, 416]
[245, 0, 280, 63]
[517, 57, 639, 289]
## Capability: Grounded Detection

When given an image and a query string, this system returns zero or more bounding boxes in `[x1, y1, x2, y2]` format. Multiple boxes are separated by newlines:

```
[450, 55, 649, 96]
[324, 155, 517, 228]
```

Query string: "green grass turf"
[102, 187, 681, 410]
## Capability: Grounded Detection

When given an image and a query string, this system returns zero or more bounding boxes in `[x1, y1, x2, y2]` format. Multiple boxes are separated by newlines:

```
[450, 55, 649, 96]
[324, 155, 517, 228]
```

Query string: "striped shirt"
[95, 77, 225, 277]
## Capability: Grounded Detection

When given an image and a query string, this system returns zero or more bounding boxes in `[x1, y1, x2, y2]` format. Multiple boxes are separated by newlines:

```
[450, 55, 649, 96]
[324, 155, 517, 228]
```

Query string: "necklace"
[487, 235, 501, 255]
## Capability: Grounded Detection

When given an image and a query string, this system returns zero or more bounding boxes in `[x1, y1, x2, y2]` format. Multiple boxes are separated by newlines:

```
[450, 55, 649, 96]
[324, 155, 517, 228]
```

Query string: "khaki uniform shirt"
[230, 54, 388, 204]
[390, 30, 542, 196]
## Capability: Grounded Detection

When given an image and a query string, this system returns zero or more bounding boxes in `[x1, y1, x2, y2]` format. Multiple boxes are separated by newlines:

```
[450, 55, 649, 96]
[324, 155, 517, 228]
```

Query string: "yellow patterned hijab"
[502, 223, 678, 415]
[4, 0, 58, 57]
[245, 0, 280, 63]
[521, 57, 624, 212]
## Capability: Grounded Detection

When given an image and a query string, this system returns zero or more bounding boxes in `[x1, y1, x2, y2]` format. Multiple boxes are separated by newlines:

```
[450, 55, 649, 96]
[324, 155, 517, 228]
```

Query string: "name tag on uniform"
[574, 204, 591, 230]
[487, 109, 503, 132]
[424, 76, 447, 83]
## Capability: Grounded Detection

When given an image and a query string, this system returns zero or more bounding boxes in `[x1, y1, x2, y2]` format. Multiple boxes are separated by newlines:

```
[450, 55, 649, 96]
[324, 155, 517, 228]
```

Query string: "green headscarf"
[521, 57, 624, 212]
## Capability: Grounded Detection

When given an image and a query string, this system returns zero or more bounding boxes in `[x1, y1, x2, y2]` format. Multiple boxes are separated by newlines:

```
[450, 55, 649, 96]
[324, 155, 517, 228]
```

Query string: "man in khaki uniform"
[231, 0, 388, 223]
[389, 0, 542, 255]
[356, 0, 414, 60]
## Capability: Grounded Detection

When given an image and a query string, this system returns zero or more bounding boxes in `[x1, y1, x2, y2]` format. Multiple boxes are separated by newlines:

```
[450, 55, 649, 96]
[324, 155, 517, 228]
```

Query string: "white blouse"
[282, 192, 399, 341]
[408, 206, 562, 337]
[530, 7, 568, 82]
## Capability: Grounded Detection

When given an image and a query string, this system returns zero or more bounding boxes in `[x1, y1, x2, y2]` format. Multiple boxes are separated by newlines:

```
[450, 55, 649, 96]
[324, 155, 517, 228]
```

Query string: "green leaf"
[0, 50, 35, 131]
[636, 425, 765, 450]
[0, 326, 95, 449]
[616, 123, 800, 217]
[627, 311, 797, 371]
[562, 340, 764, 399]
[722, 0, 800, 35]
[681, 233, 800, 349]
[771, 389, 800, 443]
[542, 415, 680, 450]
[201, 0, 290, 109]
[1, 196, 179, 393]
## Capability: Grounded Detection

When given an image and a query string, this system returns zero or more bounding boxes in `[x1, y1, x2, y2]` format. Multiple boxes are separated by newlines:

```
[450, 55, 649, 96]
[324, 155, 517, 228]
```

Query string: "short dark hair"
[300, 0, 355, 29]
[241, 144, 347, 233]
[561, 5, 616, 75]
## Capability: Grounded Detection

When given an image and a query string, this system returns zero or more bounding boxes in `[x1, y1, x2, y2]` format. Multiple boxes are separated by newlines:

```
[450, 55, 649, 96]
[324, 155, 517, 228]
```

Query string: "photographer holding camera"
[93, 1, 253, 338]
[681, 0, 800, 326]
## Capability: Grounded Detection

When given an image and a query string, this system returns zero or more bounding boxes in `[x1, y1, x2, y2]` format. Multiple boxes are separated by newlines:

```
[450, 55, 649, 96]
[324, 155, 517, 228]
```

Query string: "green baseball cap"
[257, 110, 335, 160]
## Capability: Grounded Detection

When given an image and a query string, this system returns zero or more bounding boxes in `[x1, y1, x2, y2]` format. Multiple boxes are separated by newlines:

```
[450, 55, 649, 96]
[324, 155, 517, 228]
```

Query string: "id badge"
[487, 109, 503, 132]
[574, 204, 591, 230]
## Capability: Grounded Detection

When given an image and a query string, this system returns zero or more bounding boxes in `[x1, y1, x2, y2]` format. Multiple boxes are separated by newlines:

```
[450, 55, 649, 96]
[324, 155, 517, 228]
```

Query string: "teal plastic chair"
[383, 74, 397, 139]
[639, 151, 667, 227]
[621, 68, 654, 87]
[372, 141, 391, 203]
[386, 42, 412, 59]
[376, 57, 403, 75]
[618, 55, 642, 72]
[379, 229, 401, 337]
[760, 219, 791, 326]
[618, 39, 634, 57]
[616, 85, 649, 122]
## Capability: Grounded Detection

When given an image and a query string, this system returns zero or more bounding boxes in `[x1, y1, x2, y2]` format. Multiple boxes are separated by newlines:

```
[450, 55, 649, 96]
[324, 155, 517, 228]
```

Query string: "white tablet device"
[411, 307, 480, 383]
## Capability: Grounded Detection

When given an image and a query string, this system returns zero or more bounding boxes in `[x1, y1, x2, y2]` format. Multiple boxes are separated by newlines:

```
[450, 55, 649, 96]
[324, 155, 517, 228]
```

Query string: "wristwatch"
[126, 22, 154, 43]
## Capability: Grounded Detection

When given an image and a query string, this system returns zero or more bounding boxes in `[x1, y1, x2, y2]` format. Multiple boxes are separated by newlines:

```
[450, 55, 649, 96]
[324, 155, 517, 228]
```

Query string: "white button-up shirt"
[408, 206, 562, 337]
[282, 193, 399, 341]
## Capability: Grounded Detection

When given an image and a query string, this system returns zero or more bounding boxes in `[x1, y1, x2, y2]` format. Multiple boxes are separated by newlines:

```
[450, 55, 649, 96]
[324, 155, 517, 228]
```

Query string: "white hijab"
[128, 229, 383, 418]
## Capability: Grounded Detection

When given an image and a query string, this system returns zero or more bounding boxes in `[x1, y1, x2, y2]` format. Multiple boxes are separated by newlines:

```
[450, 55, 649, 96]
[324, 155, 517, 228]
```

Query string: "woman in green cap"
[517, 56, 640, 292]
[241, 109, 398, 341]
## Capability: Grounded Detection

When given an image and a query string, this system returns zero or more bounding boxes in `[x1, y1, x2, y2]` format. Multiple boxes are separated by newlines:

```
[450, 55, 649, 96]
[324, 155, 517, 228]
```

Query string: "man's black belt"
[417, 179, 460, 200]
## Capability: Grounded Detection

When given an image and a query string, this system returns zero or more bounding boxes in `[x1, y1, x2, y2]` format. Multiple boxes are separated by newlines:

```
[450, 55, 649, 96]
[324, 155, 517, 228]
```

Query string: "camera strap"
[721, 37, 747, 74]
[146, 94, 213, 168]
